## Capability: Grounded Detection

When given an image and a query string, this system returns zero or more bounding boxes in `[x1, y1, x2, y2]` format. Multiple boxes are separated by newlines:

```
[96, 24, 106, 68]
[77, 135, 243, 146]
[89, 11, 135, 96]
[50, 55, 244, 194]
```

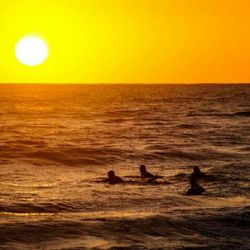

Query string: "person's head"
[108, 170, 115, 178]
[193, 166, 201, 174]
[140, 165, 146, 173]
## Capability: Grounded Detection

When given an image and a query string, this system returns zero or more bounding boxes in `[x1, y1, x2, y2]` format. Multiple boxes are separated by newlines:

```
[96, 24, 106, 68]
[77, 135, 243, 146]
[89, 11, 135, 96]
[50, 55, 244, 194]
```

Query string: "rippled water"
[0, 84, 249, 249]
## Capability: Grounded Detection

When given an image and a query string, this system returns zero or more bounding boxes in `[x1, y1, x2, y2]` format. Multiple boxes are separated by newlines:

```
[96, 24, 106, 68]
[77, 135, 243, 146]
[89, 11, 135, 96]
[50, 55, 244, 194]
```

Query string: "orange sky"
[0, 0, 250, 83]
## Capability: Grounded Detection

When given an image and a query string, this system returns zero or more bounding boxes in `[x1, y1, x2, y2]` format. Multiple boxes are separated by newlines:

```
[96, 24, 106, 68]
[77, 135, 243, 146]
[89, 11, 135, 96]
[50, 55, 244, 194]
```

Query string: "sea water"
[0, 84, 249, 249]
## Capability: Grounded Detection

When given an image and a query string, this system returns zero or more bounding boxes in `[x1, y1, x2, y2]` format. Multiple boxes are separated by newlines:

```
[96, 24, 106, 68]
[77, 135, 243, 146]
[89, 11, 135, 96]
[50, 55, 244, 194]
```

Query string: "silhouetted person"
[139, 165, 163, 183]
[191, 166, 206, 181]
[106, 170, 124, 185]
[186, 177, 205, 196]
[140, 165, 155, 178]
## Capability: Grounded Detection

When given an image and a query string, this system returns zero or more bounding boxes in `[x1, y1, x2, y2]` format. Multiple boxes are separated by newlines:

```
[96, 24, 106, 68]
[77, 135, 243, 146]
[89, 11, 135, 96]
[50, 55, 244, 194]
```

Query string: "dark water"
[0, 84, 249, 249]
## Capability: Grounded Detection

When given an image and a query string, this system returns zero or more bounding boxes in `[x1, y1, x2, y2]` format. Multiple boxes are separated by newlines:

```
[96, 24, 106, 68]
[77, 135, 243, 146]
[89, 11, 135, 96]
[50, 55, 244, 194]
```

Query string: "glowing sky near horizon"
[0, 0, 250, 83]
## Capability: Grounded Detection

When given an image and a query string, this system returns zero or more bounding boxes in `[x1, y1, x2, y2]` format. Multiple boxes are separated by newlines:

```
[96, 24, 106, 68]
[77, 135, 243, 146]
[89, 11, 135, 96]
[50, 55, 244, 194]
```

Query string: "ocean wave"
[0, 209, 249, 249]
[233, 111, 250, 117]
[0, 141, 245, 168]
[0, 201, 88, 213]
[27, 150, 116, 166]
[150, 149, 239, 161]
[187, 111, 250, 118]
[176, 124, 202, 129]
[0, 146, 127, 166]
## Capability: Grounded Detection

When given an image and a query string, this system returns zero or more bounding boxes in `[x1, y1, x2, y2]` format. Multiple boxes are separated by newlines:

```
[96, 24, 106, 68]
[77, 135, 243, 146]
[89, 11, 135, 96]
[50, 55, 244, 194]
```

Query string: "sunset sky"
[0, 0, 249, 84]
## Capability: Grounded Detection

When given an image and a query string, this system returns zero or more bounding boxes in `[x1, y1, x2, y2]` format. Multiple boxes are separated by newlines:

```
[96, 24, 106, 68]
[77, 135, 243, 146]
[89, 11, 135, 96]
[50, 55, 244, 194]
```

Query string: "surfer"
[140, 165, 155, 178]
[191, 166, 206, 180]
[106, 170, 124, 185]
[186, 176, 205, 195]
[190, 166, 217, 181]
[139, 165, 162, 182]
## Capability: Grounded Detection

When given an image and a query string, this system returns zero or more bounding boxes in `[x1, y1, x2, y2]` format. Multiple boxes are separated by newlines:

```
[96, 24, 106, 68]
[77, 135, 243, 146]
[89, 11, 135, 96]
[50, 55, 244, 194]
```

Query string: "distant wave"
[233, 111, 250, 117]
[187, 111, 250, 118]
[0, 142, 242, 166]
[0, 201, 98, 214]
[176, 124, 202, 129]
[27, 147, 125, 166]
[145, 149, 239, 161]
[0, 143, 129, 166]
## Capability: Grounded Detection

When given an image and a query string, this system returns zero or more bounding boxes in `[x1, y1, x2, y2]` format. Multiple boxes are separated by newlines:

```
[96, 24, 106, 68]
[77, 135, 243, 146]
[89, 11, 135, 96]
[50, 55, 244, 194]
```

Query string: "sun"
[15, 37, 49, 66]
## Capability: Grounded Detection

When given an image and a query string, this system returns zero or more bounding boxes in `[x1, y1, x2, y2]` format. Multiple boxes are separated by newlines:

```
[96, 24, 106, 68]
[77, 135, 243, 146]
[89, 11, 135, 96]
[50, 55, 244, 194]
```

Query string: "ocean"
[0, 84, 249, 249]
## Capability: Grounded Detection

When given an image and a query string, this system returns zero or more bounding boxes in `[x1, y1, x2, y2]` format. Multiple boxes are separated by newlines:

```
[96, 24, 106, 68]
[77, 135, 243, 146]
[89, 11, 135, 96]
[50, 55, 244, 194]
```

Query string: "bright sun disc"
[15, 37, 48, 66]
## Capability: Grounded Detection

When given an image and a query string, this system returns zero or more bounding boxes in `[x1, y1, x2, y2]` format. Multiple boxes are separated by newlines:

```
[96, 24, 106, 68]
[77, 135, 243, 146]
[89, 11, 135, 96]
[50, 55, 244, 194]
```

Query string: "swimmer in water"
[106, 170, 124, 185]
[191, 166, 206, 180]
[139, 165, 162, 183]
[186, 176, 205, 196]
[140, 165, 155, 178]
